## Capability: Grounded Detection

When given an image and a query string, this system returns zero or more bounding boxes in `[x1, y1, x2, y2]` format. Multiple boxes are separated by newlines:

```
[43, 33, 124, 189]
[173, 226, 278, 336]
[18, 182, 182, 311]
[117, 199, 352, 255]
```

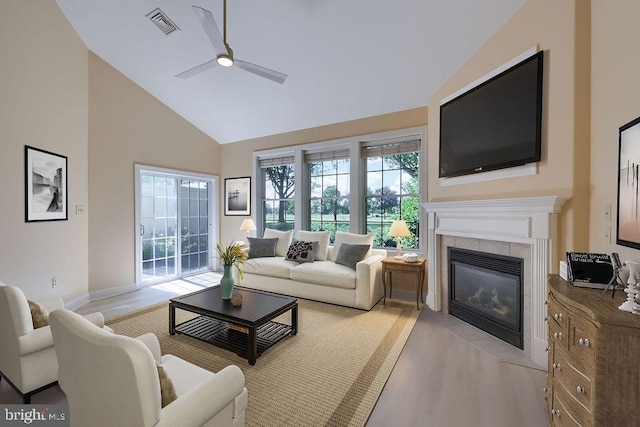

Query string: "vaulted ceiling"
[55, 0, 526, 144]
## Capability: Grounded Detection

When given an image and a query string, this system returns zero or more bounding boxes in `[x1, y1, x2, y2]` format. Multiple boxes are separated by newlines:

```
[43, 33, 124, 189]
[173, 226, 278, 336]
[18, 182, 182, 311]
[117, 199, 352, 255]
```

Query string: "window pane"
[154, 219, 166, 237]
[262, 164, 295, 231]
[310, 176, 322, 198]
[337, 159, 350, 174]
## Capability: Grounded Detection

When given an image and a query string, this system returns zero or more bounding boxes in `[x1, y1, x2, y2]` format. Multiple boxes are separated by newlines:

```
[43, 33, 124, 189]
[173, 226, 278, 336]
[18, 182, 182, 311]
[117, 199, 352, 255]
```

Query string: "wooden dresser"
[546, 275, 640, 426]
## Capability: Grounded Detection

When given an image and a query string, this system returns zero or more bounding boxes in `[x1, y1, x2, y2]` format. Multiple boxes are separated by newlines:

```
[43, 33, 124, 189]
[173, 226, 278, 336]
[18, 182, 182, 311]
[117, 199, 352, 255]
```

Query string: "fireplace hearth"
[448, 248, 524, 349]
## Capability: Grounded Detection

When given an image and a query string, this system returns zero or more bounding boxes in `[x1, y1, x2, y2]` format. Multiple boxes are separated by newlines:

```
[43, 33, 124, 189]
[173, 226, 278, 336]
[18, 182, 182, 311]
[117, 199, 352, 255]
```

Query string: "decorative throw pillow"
[156, 362, 178, 408]
[331, 231, 374, 262]
[263, 229, 294, 257]
[285, 240, 318, 263]
[27, 300, 49, 329]
[296, 230, 331, 261]
[334, 243, 371, 270]
[247, 237, 278, 258]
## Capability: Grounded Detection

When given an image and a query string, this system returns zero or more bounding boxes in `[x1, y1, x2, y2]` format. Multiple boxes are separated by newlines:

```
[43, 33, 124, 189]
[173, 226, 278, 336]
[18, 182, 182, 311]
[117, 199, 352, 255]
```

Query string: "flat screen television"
[439, 51, 544, 178]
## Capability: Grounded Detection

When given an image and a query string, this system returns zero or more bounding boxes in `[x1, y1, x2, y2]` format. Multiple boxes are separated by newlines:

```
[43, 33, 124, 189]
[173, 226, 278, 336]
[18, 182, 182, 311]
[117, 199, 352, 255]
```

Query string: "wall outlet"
[76, 205, 85, 215]
[52, 277, 57, 288]
[605, 226, 611, 244]
[604, 203, 611, 222]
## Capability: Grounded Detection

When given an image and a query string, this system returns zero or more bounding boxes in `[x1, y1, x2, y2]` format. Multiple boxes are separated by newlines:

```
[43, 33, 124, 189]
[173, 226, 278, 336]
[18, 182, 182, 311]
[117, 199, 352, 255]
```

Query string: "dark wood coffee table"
[169, 286, 297, 365]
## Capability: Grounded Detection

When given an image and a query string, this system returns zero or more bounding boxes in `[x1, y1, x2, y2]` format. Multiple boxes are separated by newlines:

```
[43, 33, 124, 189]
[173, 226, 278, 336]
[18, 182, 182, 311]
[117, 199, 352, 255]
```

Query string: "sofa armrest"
[157, 365, 246, 427]
[82, 311, 105, 329]
[354, 254, 385, 310]
[135, 333, 162, 364]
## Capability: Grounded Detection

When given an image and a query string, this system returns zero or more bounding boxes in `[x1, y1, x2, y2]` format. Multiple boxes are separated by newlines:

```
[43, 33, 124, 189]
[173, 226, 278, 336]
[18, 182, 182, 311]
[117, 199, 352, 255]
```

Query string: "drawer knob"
[542, 387, 549, 393]
[551, 409, 561, 417]
[576, 385, 585, 394]
[552, 363, 561, 371]
[553, 332, 563, 340]
[553, 313, 564, 321]
[578, 338, 591, 347]
[545, 347, 550, 353]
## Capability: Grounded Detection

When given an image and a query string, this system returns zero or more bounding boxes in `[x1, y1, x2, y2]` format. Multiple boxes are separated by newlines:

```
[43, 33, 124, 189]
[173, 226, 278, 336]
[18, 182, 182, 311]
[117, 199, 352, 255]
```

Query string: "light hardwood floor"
[1, 272, 548, 426]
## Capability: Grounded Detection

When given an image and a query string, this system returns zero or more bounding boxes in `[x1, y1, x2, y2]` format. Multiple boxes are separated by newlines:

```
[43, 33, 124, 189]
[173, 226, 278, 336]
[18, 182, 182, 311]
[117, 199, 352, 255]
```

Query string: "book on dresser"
[565, 252, 614, 289]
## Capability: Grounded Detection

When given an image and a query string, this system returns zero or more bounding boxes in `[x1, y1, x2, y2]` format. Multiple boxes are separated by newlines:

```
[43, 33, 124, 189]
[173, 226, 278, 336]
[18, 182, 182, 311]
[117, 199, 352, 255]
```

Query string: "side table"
[381, 257, 427, 310]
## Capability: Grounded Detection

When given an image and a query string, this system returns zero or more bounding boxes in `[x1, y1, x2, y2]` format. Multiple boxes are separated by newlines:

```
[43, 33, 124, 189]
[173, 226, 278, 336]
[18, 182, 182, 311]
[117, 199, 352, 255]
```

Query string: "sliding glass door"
[135, 165, 218, 286]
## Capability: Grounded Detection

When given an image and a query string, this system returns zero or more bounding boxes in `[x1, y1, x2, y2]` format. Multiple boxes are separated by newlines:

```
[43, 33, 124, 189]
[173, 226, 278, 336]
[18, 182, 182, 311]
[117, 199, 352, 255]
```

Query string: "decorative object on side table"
[216, 242, 248, 299]
[239, 218, 256, 237]
[388, 220, 411, 259]
[402, 252, 419, 263]
[231, 292, 243, 307]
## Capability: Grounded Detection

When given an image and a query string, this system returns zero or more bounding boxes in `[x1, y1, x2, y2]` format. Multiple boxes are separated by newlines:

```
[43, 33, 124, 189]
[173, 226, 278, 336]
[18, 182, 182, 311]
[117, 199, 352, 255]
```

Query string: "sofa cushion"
[242, 257, 298, 279]
[263, 229, 294, 257]
[295, 230, 331, 261]
[290, 261, 356, 289]
[331, 231, 374, 261]
[285, 240, 318, 263]
[247, 237, 278, 258]
[334, 243, 370, 270]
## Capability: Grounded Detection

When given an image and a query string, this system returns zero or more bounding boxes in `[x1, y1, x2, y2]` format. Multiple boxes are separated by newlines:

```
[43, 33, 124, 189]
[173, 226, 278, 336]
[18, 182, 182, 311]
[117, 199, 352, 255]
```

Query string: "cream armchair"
[0, 282, 108, 403]
[49, 309, 247, 427]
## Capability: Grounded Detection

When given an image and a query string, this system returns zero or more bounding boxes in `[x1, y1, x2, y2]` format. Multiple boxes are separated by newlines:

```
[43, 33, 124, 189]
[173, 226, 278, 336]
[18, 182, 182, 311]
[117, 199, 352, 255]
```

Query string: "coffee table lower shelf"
[174, 315, 293, 363]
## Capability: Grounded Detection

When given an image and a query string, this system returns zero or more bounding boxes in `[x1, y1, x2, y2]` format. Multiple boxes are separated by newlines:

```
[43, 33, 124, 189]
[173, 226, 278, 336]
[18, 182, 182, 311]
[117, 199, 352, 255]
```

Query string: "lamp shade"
[388, 220, 411, 238]
[239, 219, 256, 232]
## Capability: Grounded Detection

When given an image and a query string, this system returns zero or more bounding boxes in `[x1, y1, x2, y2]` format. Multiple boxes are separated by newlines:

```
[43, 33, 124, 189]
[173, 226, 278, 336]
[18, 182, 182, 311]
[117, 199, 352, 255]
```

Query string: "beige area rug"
[107, 298, 419, 427]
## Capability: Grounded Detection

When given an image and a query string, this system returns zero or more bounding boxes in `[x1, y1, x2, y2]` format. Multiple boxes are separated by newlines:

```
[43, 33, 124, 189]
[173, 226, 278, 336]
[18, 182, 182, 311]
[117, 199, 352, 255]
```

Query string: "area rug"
[107, 298, 419, 427]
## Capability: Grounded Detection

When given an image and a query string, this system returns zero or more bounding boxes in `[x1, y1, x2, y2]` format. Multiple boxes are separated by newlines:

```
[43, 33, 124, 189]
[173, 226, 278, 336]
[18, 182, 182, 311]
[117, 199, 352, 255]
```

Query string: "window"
[306, 149, 350, 242]
[362, 139, 420, 250]
[254, 127, 424, 251]
[260, 156, 295, 231]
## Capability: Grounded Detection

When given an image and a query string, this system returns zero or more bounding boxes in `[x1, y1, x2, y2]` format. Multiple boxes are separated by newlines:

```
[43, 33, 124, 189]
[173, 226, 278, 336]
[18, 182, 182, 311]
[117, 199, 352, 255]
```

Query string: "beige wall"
[0, 0, 89, 301]
[590, 0, 640, 260]
[0, 0, 88, 299]
[427, 0, 591, 258]
[88, 54, 221, 292]
[218, 107, 428, 244]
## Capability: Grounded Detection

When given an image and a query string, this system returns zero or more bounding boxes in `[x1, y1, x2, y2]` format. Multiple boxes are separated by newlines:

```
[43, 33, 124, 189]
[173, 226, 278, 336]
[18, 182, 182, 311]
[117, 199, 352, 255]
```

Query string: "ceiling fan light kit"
[175, 1, 287, 83]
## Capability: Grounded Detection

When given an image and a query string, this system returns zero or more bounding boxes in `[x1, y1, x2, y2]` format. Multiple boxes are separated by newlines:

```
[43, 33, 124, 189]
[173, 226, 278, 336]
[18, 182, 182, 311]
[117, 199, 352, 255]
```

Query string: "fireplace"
[449, 248, 523, 349]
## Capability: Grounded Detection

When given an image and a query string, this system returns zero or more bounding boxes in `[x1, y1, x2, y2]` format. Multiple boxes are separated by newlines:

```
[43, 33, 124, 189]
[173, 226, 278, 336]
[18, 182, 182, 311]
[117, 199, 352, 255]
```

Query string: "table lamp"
[239, 219, 256, 238]
[388, 220, 411, 259]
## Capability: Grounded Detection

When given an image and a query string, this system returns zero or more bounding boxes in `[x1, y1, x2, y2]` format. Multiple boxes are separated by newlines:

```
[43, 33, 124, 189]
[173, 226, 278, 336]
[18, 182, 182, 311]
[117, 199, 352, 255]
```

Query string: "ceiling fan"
[175, 1, 287, 84]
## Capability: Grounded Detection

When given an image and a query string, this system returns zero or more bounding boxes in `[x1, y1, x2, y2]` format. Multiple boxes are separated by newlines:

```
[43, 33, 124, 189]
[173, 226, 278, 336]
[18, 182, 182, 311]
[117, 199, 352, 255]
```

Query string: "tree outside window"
[366, 152, 419, 249]
[308, 159, 350, 242]
[262, 164, 295, 231]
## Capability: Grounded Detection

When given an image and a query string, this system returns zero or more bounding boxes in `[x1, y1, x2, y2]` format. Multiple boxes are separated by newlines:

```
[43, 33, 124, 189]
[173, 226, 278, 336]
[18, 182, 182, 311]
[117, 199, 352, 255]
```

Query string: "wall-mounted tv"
[439, 51, 544, 178]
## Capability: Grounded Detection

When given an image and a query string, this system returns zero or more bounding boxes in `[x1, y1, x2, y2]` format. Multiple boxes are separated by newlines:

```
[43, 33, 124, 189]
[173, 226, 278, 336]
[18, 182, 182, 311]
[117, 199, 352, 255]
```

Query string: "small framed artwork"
[617, 116, 640, 249]
[25, 145, 68, 222]
[224, 176, 251, 216]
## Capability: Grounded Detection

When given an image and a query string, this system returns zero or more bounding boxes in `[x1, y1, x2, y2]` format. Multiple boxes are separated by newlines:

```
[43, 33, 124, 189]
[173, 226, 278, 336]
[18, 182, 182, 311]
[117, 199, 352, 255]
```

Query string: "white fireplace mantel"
[421, 196, 569, 366]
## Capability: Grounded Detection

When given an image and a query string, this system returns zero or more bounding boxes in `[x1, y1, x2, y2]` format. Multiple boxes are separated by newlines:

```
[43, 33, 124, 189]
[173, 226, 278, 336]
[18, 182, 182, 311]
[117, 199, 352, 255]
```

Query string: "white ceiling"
[55, 0, 526, 144]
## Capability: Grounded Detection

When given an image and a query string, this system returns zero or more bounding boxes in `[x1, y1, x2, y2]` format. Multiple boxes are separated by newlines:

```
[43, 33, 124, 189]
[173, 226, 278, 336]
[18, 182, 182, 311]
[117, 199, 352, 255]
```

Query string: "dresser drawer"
[549, 315, 566, 349]
[551, 385, 592, 427]
[554, 346, 593, 411]
[567, 313, 596, 371]
[548, 294, 568, 330]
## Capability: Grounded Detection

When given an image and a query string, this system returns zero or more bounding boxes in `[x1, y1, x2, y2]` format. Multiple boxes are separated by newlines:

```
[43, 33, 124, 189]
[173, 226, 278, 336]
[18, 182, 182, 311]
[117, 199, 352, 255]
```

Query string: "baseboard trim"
[89, 283, 137, 303]
[65, 294, 91, 311]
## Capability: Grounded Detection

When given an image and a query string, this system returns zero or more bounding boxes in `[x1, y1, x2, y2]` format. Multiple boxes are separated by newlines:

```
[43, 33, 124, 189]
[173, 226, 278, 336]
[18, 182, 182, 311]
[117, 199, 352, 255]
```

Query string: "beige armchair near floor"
[0, 282, 108, 403]
[49, 309, 247, 427]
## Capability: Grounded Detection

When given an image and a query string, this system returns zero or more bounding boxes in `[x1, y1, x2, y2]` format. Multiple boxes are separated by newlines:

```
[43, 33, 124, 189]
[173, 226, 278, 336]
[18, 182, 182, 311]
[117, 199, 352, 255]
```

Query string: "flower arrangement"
[216, 242, 249, 278]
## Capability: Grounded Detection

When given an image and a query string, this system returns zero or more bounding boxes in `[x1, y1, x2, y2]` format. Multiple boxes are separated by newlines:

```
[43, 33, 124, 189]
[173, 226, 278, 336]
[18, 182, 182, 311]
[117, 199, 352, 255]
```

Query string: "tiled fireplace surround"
[422, 196, 568, 367]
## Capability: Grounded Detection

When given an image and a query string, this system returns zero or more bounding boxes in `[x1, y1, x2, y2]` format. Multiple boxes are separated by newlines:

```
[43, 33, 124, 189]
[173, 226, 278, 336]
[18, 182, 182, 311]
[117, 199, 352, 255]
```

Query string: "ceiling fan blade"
[192, 6, 228, 56]
[174, 58, 218, 79]
[235, 59, 288, 84]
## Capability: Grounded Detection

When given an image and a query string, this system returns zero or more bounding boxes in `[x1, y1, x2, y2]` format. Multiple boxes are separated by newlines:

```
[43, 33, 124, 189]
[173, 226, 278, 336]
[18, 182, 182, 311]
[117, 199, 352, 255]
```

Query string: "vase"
[220, 265, 235, 300]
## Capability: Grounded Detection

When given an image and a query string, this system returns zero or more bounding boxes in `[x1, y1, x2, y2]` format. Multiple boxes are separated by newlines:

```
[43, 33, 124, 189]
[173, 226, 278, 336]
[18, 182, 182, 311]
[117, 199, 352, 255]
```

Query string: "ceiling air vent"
[146, 7, 180, 36]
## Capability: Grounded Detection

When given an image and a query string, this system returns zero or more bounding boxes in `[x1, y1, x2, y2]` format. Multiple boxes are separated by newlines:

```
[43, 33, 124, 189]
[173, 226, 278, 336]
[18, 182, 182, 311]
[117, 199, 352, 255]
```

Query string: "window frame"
[253, 127, 426, 251]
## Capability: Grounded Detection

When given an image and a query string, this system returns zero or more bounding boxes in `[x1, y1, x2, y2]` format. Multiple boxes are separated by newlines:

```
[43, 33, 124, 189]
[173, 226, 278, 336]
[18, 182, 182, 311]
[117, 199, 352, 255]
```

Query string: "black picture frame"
[616, 116, 640, 249]
[25, 145, 68, 222]
[224, 177, 251, 216]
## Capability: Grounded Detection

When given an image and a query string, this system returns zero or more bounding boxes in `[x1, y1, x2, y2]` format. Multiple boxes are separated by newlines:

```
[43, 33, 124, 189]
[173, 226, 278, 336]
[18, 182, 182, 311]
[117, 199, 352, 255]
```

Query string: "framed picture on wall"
[224, 176, 251, 216]
[616, 116, 640, 249]
[25, 145, 68, 222]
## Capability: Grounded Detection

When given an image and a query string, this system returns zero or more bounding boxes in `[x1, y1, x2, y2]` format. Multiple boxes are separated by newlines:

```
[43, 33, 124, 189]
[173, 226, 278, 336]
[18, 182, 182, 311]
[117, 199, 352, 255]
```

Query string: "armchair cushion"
[156, 363, 178, 408]
[27, 300, 49, 329]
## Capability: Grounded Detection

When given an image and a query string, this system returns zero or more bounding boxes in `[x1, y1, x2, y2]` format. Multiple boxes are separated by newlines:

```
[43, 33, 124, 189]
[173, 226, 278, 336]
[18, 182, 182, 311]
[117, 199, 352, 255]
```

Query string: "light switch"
[76, 205, 85, 215]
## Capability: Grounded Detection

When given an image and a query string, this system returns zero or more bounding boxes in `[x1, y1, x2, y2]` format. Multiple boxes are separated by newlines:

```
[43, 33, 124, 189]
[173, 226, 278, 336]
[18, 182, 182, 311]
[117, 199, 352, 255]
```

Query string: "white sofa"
[239, 240, 386, 310]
